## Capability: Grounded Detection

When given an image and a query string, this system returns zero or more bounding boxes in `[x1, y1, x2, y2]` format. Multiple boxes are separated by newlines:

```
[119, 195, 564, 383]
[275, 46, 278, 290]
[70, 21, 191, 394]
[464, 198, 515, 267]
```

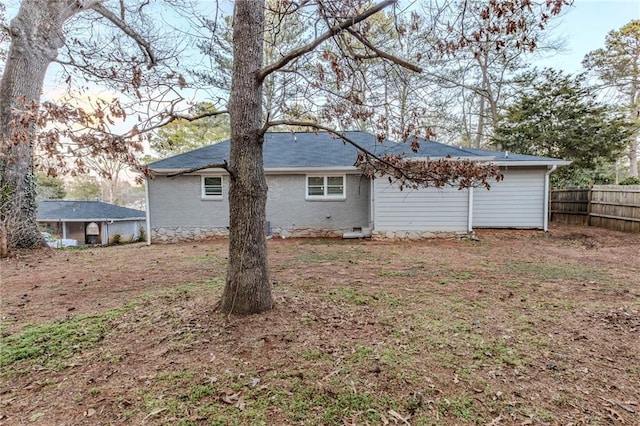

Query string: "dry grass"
[1, 224, 638, 425]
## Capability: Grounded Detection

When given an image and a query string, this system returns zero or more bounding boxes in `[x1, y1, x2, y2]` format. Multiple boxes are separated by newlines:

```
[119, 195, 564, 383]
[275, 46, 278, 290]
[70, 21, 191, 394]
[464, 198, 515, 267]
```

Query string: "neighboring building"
[147, 131, 569, 242]
[37, 200, 146, 245]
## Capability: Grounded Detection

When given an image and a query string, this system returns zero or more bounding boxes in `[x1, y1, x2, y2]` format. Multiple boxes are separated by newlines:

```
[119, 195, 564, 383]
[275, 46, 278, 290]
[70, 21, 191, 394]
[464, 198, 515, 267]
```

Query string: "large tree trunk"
[0, 1, 66, 254]
[220, 0, 272, 314]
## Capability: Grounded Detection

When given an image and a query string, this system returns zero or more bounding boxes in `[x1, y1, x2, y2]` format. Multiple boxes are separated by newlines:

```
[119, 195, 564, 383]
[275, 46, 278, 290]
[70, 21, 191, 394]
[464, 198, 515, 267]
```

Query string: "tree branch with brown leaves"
[357, 154, 503, 191]
[263, 119, 502, 190]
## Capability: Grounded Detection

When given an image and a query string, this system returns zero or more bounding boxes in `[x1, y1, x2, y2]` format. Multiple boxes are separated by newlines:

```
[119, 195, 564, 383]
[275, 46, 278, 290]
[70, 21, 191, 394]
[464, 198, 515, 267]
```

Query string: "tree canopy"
[492, 69, 633, 186]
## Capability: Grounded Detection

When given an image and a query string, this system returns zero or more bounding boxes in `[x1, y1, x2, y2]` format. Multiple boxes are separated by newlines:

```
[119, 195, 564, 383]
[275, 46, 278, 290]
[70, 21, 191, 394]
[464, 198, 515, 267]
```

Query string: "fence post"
[586, 185, 593, 227]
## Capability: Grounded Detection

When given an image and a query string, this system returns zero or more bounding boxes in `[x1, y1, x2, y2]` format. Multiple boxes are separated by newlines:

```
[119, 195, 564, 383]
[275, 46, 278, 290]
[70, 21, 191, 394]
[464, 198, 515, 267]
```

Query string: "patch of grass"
[505, 261, 610, 282]
[350, 345, 373, 363]
[189, 384, 215, 401]
[379, 269, 417, 277]
[301, 348, 324, 361]
[536, 409, 556, 421]
[156, 369, 196, 384]
[472, 339, 524, 367]
[296, 251, 346, 264]
[280, 385, 383, 425]
[330, 286, 370, 305]
[295, 248, 377, 265]
[0, 305, 132, 371]
[435, 396, 476, 421]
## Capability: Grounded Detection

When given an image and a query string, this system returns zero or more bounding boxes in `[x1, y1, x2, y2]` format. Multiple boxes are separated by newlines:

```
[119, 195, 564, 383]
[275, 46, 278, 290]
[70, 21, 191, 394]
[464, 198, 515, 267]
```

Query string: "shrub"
[619, 176, 640, 185]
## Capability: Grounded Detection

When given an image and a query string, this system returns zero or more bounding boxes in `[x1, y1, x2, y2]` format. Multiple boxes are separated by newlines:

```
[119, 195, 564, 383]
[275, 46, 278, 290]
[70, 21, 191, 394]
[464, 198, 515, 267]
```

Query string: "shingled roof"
[37, 201, 145, 222]
[148, 131, 567, 171]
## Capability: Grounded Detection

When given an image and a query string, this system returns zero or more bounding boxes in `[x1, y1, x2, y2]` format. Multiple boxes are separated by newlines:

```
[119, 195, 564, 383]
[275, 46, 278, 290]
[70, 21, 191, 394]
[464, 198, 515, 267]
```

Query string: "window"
[306, 175, 345, 200]
[202, 176, 223, 199]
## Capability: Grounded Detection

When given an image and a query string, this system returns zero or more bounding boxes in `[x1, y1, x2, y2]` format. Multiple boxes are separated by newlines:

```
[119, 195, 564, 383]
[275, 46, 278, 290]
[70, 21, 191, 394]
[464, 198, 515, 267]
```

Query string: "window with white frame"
[306, 175, 346, 200]
[201, 176, 223, 199]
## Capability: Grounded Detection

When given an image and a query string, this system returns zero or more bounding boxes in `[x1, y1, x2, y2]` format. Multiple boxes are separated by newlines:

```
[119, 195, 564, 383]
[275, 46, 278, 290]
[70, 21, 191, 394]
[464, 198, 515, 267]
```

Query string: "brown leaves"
[2, 97, 145, 177]
[357, 152, 503, 191]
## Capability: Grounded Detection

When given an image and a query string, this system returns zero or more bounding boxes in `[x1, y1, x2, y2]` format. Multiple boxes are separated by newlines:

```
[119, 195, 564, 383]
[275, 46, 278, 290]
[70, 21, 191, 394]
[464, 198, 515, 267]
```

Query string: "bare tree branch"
[92, 3, 158, 68]
[166, 160, 232, 178]
[133, 109, 229, 136]
[258, 0, 398, 81]
[346, 28, 422, 73]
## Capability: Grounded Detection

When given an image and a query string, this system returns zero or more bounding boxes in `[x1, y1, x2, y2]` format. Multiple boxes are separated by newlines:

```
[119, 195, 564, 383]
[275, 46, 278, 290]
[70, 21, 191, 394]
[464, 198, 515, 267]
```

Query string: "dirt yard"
[1, 224, 638, 425]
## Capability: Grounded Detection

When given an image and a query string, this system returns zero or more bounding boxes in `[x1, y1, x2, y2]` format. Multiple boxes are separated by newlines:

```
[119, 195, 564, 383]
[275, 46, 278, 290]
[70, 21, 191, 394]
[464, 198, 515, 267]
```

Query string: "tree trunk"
[629, 91, 639, 178]
[220, 0, 272, 314]
[629, 139, 638, 178]
[0, 1, 66, 254]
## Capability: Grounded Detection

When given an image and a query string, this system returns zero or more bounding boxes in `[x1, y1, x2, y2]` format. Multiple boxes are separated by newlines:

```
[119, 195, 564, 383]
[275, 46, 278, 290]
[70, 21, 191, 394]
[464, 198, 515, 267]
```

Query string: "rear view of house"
[146, 132, 568, 242]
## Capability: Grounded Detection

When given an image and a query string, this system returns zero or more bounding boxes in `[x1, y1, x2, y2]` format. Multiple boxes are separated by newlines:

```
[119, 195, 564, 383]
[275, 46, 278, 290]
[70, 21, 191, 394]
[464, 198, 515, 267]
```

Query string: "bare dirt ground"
[1, 224, 638, 425]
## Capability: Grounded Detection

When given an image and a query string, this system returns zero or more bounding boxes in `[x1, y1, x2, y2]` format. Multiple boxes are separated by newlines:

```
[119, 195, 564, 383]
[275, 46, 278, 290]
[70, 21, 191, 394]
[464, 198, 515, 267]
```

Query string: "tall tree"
[583, 20, 640, 177]
[492, 69, 633, 186]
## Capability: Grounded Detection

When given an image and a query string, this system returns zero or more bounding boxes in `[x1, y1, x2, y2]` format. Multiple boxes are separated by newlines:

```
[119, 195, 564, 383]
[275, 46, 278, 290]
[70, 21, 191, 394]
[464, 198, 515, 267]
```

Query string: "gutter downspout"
[543, 165, 557, 232]
[144, 177, 152, 245]
[467, 187, 474, 233]
[370, 178, 375, 233]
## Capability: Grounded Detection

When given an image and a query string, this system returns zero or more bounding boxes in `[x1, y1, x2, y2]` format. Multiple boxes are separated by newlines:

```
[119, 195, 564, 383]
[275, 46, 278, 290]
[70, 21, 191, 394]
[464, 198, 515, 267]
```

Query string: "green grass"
[379, 269, 417, 277]
[329, 286, 371, 305]
[0, 305, 132, 371]
[434, 396, 476, 421]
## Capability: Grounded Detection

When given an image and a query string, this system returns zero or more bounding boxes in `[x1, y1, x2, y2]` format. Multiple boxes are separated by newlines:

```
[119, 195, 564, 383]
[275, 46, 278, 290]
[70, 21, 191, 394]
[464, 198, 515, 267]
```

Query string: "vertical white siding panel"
[373, 179, 469, 232]
[473, 168, 546, 228]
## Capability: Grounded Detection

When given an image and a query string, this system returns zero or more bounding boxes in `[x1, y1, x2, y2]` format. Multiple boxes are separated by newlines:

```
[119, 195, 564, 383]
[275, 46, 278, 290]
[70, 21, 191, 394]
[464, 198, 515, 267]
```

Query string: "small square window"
[306, 175, 345, 200]
[202, 176, 223, 199]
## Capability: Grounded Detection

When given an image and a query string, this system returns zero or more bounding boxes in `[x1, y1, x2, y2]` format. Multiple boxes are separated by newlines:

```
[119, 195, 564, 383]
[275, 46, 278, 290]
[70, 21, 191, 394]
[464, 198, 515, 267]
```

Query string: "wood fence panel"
[550, 188, 589, 225]
[589, 185, 640, 233]
[550, 185, 640, 232]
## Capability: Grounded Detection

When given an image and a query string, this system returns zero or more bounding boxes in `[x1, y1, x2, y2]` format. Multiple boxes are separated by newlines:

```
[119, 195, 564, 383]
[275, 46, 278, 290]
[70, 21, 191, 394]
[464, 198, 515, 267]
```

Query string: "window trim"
[201, 175, 223, 200]
[305, 174, 346, 200]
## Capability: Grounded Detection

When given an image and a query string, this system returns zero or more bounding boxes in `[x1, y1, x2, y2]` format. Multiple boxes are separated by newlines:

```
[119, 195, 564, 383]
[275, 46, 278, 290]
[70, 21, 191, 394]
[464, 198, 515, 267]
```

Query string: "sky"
[26, 0, 637, 96]
[537, 0, 640, 72]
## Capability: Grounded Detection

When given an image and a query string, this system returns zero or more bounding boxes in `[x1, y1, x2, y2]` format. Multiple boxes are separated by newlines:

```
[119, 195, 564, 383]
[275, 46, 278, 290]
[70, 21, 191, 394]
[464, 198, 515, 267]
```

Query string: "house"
[146, 131, 569, 242]
[37, 200, 146, 245]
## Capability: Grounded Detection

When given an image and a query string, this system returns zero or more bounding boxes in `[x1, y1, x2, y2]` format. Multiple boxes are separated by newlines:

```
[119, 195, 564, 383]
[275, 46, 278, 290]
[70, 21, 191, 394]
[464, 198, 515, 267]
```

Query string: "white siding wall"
[473, 167, 546, 228]
[373, 179, 469, 232]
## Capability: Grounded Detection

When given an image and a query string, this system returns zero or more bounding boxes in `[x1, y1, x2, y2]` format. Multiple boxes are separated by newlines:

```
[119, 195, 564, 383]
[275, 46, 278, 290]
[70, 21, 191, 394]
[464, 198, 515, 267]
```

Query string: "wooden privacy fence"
[550, 185, 640, 233]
